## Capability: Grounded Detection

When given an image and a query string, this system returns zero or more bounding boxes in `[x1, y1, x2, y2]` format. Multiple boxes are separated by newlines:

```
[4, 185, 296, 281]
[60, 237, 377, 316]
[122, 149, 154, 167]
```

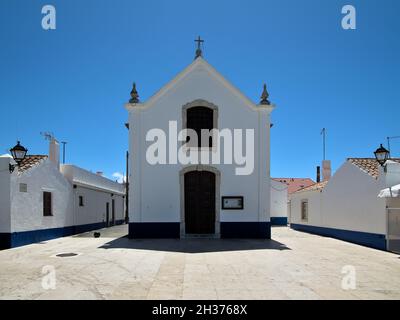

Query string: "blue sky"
[0, 0, 399, 181]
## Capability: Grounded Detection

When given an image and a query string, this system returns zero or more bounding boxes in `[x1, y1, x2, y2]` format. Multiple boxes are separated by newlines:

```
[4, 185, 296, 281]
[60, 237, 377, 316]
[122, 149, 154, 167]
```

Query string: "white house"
[0, 139, 125, 249]
[270, 179, 288, 225]
[290, 158, 400, 252]
[125, 48, 275, 239]
[270, 177, 316, 226]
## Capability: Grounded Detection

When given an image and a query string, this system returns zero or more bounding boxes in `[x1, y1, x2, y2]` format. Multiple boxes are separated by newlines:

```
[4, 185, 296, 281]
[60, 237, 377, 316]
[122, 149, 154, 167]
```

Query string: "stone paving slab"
[0, 225, 399, 300]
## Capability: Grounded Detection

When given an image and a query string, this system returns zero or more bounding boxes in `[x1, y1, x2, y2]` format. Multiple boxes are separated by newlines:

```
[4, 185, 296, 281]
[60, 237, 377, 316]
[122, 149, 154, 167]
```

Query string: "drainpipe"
[125, 150, 129, 224]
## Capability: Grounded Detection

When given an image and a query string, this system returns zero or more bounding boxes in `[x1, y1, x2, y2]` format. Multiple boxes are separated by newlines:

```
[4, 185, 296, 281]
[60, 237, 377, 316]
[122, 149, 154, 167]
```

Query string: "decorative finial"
[129, 82, 139, 103]
[194, 36, 204, 59]
[260, 83, 270, 105]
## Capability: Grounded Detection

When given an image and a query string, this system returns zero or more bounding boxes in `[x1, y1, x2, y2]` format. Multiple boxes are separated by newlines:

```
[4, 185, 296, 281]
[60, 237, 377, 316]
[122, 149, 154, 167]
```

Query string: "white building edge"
[290, 158, 400, 252]
[0, 139, 125, 249]
[270, 179, 289, 225]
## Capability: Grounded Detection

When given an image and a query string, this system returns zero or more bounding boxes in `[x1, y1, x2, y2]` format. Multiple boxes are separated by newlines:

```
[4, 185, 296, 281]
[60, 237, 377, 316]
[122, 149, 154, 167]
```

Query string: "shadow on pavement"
[98, 236, 290, 253]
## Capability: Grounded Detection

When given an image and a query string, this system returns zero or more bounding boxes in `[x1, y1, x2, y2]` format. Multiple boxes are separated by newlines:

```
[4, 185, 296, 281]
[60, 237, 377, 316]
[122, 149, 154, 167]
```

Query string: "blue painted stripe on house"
[115, 219, 125, 226]
[129, 222, 180, 239]
[0, 221, 127, 249]
[270, 217, 288, 226]
[290, 223, 387, 251]
[9, 226, 75, 248]
[220, 222, 271, 239]
[74, 222, 105, 235]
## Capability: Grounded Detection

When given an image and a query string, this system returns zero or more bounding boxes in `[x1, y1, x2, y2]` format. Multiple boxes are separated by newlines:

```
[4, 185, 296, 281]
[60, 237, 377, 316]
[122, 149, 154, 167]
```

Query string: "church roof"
[126, 57, 274, 112]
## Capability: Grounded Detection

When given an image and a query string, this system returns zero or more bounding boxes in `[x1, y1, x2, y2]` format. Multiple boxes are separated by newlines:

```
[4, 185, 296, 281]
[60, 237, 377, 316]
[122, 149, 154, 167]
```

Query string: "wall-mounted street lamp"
[374, 144, 390, 167]
[9, 141, 28, 173]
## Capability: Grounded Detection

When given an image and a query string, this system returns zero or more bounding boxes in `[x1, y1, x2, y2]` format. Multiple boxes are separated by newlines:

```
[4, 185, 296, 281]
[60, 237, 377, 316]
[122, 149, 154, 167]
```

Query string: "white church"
[125, 39, 275, 238]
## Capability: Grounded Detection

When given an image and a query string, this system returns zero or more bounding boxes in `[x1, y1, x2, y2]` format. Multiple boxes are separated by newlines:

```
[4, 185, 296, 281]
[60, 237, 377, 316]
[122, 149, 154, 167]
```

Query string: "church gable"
[135, 57, 258, 111]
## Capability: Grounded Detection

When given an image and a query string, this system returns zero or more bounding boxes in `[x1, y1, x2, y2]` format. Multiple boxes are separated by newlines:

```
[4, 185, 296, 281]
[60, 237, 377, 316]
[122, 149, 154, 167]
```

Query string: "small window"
[79, 196, 84, 207]
[301, 200, 308, 221]
[43, 192, 52, 216]
[19, 183, 28, 193]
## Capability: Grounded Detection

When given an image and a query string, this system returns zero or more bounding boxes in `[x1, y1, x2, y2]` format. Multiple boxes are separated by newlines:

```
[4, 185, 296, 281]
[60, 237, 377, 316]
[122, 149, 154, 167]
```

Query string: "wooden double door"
[184, 171, 216, 234]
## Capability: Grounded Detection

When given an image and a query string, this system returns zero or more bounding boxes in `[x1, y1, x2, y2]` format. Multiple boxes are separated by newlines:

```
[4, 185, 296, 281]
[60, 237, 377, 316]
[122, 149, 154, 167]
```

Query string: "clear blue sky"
[1, 0, 399, 180]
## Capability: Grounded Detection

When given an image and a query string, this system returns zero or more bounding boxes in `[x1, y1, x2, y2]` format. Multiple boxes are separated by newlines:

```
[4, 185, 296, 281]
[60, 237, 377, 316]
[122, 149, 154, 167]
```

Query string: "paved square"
[0, 225, 399, 299]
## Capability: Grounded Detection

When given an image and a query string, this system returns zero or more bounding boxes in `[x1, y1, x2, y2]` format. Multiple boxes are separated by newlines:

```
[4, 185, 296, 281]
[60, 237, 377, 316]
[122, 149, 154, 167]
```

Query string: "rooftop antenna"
[321, 128, 326, 161]
[40, 131, 54, 141]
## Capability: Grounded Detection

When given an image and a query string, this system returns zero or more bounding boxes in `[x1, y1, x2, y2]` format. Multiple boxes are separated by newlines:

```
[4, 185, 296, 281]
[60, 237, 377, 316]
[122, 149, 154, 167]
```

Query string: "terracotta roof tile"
[272, 178, 315, 194]
[292, 158, 400, 194]
[18, 155, 47, 172]
[296, 180, 328, 193]
[348, 158, 400, 179]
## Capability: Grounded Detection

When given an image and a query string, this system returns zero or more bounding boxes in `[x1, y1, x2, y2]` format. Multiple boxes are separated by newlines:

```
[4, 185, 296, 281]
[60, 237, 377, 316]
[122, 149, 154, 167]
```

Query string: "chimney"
[96, 171, 104, 177]
[316, 166, 321, 183]
[322, 160, 331, 181]
[49, 138, 60, 170]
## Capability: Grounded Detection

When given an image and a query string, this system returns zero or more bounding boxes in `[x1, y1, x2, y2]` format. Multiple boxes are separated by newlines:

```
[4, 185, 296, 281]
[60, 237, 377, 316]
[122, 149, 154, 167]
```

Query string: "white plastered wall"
[270, 179, 288, 218]
[291, 161, 387, 235]
[74, 186, 125, 226]
[0, 156, 12, 233]
[10, 159, 74, 232]
[128, 59, 272, 224]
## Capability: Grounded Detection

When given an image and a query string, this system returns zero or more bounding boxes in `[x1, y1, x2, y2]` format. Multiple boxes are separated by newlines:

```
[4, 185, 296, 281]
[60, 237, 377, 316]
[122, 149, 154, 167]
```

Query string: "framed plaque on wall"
[222, 196, 244, 210]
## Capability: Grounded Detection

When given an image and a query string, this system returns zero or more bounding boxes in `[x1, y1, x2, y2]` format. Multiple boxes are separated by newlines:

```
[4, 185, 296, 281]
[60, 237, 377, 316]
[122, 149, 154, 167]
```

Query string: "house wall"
[270, 179, 288, 225]
[61, 164, 126, 229]
[290, 189, 323, 227]
[10, 159, 74, 233]
[290, 161, 387, 250]
[0, 157, 12, 239]
[0, 157, 11, 233]
[128, 60, 271, 238]
[322, 162, 386, 234]
[74, 186, 125, 228]
[0, 161, 125, 249]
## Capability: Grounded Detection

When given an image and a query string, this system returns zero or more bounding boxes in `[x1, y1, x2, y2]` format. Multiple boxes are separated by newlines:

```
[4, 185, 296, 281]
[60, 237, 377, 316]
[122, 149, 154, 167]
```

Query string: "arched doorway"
[184, 171, 215, 234]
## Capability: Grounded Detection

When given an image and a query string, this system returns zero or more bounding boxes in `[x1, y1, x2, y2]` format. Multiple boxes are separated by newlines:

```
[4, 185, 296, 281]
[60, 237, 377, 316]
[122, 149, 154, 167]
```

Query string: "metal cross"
[195, 36, 204, 50]
[194, 36, 204, 58]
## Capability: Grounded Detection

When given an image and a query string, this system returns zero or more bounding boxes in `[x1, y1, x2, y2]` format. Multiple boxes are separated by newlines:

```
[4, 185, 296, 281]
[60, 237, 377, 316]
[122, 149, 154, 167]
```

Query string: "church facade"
[125, 46, 274, 239]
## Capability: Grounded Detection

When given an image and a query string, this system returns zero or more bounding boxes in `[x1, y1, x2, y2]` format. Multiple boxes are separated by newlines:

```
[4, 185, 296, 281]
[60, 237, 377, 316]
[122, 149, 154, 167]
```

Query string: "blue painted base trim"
[129, 222, 271, 239]
[0, 220, 127, 249]
[0, 233, 11, 250]
[115, 219, 125, 226]
[290, 223, 387, 251]
[270, 217, 288, 226]
[220, 222, 271, 239]
[74, 222, 105, 235]
[129, 222, 180, 239]
[128, 222, 272, 239]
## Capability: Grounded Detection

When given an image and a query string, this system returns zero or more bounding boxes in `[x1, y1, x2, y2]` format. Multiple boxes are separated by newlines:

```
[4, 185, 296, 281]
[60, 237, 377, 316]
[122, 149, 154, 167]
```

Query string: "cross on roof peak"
[194, 36, 204, 59]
